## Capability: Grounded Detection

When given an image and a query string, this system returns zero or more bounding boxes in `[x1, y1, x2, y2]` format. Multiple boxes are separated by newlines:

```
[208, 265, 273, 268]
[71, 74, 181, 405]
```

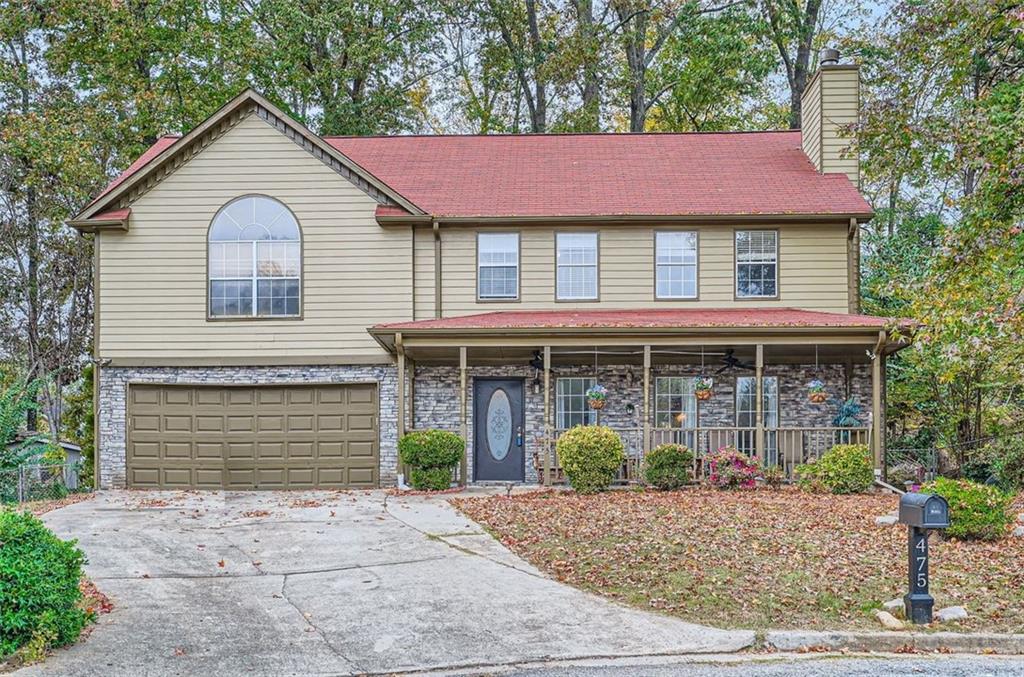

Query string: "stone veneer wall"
[98, 365, 397, 489]
[413, 362, 872, 483]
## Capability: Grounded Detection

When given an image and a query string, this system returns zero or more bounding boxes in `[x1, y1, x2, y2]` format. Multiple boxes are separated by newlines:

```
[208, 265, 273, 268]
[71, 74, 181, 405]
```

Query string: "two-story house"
[71, 55, 909, 491]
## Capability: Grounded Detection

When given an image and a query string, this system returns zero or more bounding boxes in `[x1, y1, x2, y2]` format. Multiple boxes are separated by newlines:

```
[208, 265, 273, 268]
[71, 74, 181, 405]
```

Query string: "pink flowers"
[706, 446, 761, 489]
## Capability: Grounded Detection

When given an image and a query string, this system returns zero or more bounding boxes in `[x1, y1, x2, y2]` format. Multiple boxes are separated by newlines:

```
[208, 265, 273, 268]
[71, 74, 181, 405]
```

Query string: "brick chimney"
[800, 48, 860, 186]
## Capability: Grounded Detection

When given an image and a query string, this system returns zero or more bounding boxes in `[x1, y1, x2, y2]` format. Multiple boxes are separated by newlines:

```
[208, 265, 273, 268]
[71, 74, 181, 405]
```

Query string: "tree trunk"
[525, 0, 546, 132]
[576, 0, 600, 130]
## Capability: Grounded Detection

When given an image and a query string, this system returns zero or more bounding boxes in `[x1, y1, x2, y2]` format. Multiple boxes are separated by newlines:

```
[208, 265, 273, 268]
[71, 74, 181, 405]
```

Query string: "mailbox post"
[898, 492, 950, 624]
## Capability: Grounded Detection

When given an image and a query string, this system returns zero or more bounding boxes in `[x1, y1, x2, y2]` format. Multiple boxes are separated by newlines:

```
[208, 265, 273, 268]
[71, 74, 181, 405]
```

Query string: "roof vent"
[820, 48, 841, 66]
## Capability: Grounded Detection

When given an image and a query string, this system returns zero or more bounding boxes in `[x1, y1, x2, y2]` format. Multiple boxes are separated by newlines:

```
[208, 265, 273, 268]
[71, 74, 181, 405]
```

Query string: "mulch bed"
[453, 488, 1024, 633]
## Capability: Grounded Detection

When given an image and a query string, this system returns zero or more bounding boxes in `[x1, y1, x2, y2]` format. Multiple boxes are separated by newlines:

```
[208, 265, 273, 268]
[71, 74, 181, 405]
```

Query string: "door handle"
[516, 426, 523, 447]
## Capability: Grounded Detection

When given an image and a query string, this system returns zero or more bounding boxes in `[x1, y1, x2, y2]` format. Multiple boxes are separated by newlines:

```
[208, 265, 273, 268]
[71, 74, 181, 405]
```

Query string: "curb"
[766, 630, 1024, 655]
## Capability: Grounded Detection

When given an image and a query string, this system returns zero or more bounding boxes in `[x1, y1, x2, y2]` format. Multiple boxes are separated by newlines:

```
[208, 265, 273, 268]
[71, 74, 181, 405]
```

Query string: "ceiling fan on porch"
[715, 349, 755, 374]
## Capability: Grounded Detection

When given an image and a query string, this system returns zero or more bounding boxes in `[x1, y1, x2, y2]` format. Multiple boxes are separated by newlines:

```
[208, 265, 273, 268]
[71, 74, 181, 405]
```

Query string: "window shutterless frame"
[554, 231, 600, 302]
[206, 194, 304, 321]
[555, 376, 598, 428]
[475, 231, 521, 302]
[733, 228, 780, 300]
[653, 230, 700, 300]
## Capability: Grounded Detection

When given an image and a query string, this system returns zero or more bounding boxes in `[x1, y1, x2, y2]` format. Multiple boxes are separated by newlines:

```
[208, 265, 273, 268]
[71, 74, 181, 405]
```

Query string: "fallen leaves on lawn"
[453, 488, 1024, 633]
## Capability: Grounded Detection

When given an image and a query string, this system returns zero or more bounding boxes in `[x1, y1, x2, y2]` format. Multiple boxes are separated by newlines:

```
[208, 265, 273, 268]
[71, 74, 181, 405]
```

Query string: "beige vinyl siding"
[819, 67, 860, 184]
[800, 74, 822, 170]
[98, 113, 408, 362]
[413, 225, 436, 319]
[432, 224, 850, 315]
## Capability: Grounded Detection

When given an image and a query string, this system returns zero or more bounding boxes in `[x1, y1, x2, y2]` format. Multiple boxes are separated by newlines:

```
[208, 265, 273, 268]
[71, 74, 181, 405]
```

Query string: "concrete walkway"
[21, 489, 753, 676]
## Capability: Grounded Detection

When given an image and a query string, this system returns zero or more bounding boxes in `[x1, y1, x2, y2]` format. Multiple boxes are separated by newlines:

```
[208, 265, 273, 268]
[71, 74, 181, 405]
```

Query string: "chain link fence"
[0, 462, 85, 505]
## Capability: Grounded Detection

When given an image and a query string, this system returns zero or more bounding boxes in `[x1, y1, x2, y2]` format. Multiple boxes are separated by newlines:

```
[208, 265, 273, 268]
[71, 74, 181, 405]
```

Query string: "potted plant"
[807, 379, 828, 403]
[694, 376, 714, 401]
[585, 384, 608, 410]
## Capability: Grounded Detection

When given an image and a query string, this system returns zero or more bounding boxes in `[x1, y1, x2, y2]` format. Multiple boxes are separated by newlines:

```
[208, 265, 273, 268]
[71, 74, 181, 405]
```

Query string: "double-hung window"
[478, 232, 519, 300]
[655, 232, 698, 299]
[209, 195, 301, 318]
[735, 230, 778, 298]
[556, 377, 597, 429]
[556, 232, 598, 300]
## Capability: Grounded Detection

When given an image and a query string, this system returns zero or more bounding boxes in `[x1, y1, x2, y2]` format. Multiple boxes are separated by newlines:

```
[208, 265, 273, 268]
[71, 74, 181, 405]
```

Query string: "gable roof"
[72, 91, 873, 229]
[329, 131, 872, 221]
[69, 89, 425, 230]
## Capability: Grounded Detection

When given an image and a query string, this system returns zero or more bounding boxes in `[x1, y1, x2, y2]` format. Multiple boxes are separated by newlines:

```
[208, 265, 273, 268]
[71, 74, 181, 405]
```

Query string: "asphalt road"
[490, 654, 1024, 677]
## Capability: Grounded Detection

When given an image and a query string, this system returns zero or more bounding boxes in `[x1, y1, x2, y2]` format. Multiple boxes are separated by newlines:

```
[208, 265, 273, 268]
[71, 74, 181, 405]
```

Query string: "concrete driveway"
[23, 489, 753, 676]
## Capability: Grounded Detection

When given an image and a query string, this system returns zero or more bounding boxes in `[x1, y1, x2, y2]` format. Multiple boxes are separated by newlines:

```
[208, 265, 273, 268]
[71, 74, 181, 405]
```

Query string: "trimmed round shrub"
[0, 510, 90, 658]
[923, 477, 1014, 541]
[816, 444, 874, 494]
[398, 429, 464, 491]
[706, 446, 760, 490]
[643, 444, 694, 490]
[556, 425, 625, 494]
[794, 462, 823, 492]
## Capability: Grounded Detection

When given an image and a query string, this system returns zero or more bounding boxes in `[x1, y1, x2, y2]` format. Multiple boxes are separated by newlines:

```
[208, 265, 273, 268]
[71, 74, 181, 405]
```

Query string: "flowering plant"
[808, 379, 826, 393]
[706, 445, 761, 489]
[585, 384, 608, 409]
[807, 379, 828, 403]
[694, 376, 714, 400]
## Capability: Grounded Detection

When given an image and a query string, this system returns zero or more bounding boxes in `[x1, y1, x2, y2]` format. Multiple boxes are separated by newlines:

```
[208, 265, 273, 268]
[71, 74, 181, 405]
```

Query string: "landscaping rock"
[875, 514, 898, 526]
[937, 606, 969, 622]
[882, 598, 905, 618]
[1018, 513, 1024, 523]
[875, 610, 906, 630]
[1013, 526, 1024, 538]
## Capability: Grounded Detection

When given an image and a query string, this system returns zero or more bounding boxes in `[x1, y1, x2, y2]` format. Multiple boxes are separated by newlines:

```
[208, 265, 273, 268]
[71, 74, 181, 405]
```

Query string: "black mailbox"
[899, 493, 950, 529]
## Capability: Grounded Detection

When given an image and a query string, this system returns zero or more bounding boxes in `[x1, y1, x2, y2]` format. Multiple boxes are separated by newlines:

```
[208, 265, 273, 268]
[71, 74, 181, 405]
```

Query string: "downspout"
[433, 219, 442, 319]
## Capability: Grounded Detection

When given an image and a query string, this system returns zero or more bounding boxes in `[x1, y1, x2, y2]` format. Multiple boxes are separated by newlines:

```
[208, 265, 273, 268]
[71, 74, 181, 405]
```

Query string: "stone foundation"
[98, 365, 397, 489]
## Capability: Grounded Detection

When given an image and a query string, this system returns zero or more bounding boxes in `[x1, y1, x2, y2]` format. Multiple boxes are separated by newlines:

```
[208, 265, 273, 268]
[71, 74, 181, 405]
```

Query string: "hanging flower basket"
[694, 376, 714, 401]
[585, 384, 608, 410]
[807, 379, 828, 404]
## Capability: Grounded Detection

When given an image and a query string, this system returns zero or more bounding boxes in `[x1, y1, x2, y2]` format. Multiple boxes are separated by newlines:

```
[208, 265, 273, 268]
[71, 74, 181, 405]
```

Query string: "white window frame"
[477, 232, 520, 301]
[735, 230, 778, 299]
[736, 376, 779, 461]
[556, 232, 599, 301]
[555, 377, 597, 429]
[654, 377, 698, 429]
[655, 231, 699, 299]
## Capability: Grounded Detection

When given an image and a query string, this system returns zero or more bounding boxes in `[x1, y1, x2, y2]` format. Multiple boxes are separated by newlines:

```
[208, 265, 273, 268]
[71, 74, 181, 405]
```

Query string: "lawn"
[453, 488, 1024, 633]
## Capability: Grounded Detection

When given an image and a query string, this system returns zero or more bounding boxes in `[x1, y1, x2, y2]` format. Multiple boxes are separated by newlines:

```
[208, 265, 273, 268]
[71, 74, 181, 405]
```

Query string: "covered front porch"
[370, 309, 909, 486]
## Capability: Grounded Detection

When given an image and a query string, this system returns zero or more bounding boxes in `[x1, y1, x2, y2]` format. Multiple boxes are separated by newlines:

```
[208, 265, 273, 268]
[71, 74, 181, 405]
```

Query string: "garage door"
[126, 384, 378, 489]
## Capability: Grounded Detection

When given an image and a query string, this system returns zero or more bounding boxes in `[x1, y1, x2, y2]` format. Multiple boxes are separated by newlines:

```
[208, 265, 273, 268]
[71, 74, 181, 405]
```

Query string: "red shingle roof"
[373, 308, 904, 332]
[328, 132, 871, 219]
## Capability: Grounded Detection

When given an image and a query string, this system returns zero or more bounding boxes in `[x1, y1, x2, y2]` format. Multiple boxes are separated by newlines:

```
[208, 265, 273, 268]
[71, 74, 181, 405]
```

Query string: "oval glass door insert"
[486, 389, 512, 461]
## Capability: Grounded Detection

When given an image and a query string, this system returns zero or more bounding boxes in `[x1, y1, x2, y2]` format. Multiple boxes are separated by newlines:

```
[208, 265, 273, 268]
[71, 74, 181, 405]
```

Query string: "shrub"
[992, 437, 1024, 493]
[398, 429, 464, 491]
[643, 444, 693, 490]
[794, 462, 823, 492]
[816, 444, 874, 494]
[923, 477, 1014, 541]
[761, 464, 785, 489]
[706, 446, 760, 490]
[556, 425, 625, 494]
[0, 511, 90, 658]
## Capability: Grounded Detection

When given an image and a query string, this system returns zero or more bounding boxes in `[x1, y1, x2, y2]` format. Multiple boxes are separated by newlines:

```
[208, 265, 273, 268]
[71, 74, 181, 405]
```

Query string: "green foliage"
[923, 478, 1014, 541]
[0, 377, 45, 470]
[990, 436, 1024, 493]
[398, 430, 463, 490]
[761, 464, 784, 490]
[794, 462, 823, 493]
[706, 446, 760, 490]
[61, 364, 94, 487]
[0, 511, 90, 658]
[643, 444, 693, 490]
[816, 444, 874, 495]
[556, 426, 625, 494]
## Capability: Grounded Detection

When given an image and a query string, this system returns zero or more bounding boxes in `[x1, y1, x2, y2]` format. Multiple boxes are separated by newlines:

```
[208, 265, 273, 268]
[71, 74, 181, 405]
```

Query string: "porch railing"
[541, 426, 872, 484]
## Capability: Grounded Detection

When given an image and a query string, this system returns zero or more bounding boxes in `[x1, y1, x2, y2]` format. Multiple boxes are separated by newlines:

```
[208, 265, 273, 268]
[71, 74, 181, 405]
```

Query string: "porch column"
[543, 346, 552, 487]
[396, 333, 406, 484]
[459, 346, 468, 486]
[872, 331, 885, 473]
[755, 344, 765, 464]
[642, 345, 651, 457]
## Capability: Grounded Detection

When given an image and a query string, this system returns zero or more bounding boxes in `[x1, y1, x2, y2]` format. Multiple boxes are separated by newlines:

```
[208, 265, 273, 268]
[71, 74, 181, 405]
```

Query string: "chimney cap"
[820, 48, 841, 66]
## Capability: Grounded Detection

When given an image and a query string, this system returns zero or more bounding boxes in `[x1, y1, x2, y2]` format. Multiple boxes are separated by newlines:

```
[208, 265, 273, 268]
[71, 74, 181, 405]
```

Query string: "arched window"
[208, 195, 301, 318]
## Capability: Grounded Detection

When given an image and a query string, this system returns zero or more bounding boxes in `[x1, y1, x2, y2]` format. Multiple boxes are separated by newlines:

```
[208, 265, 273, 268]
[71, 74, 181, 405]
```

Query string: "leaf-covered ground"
[453, 489, 1024, 633]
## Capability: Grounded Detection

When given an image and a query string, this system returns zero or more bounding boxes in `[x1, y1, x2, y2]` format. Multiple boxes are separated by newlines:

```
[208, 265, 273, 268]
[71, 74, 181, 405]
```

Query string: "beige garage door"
[126, 384, 378, 489]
